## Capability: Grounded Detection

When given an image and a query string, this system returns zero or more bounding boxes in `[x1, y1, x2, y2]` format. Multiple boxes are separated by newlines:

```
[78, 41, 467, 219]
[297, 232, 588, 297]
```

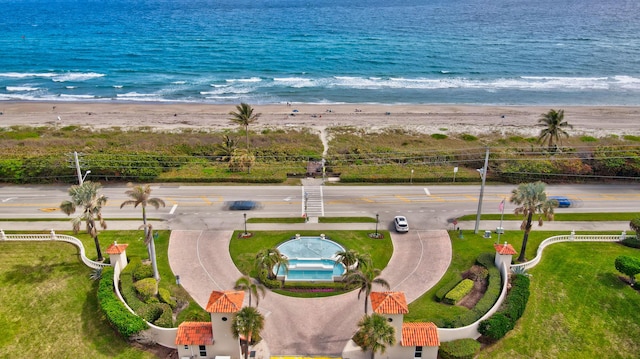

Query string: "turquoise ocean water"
[1, 0, 639, 105]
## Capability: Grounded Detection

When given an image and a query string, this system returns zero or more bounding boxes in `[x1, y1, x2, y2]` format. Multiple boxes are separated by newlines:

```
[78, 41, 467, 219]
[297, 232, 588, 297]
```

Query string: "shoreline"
[1, 101, 639, 137]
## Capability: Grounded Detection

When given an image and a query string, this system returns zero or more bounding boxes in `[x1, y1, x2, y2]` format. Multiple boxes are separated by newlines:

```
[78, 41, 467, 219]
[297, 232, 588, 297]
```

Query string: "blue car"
[228, 200, 259, 210]
[549, 196, 571, 208]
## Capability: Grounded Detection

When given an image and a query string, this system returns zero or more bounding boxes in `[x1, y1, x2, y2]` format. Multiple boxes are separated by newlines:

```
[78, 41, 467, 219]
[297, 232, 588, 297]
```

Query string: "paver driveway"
[168, 229, 451, 357]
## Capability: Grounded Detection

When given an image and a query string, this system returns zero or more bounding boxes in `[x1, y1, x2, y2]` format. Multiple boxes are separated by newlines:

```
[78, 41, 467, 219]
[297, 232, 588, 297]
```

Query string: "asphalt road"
[1, 183, 638, 231]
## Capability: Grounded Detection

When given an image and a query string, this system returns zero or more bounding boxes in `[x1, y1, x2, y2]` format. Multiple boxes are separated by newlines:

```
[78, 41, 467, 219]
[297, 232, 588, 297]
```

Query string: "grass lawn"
[478, 242, 640, 358]
[0, 241, 156, 358]
[458, 212, 639, 222]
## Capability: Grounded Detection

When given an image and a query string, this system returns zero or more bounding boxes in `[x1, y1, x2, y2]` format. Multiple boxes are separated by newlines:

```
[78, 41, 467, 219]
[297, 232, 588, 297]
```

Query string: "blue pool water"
[276, 236, 346, 282]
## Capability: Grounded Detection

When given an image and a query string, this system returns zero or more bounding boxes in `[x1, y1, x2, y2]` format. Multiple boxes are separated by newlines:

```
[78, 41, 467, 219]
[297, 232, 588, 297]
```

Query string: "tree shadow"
[596, 272, 627, 289]
[2, 256, 60, 284]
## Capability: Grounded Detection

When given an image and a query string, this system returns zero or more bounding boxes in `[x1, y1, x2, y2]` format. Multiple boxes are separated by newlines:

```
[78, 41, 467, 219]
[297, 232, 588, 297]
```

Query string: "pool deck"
[168, 226, 452, 358]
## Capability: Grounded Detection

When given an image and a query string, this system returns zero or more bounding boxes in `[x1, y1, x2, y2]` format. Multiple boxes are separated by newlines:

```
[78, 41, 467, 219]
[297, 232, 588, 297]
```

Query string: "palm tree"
[345, 268, 390, 314]
[231, 306, 265, 359]
[510, 181, 557, 262]
[336, 249, 371, 273]
[255, 248, 289, 280]
[537, 109, 572, 151]
[352, 313, 396, 359]
[229, 148, 255, 174]
[120, 183, 165, 279]
[214, 134, 238, 162]
[229, 103, 260, 150]
[139, 223, 160, 284]
[60, 181, 108, 261]
[235, 275, 266, 307]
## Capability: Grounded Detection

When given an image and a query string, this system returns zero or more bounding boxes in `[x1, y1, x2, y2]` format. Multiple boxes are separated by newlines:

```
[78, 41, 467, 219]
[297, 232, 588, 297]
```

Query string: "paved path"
[168, 227, 452, 358]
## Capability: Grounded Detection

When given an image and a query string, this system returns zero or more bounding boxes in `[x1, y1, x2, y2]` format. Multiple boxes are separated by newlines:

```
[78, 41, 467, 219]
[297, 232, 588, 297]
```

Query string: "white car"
[394, 216, 409, 232]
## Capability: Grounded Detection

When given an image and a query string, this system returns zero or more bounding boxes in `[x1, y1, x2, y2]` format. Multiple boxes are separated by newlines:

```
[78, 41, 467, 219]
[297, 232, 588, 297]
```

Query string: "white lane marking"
[424, 188, 431, 196]
[2, 197, 17, 202]
[169, 204, 178, 214]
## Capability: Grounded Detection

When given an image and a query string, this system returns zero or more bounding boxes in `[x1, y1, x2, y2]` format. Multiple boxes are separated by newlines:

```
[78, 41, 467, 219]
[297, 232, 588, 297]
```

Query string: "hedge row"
[443, 279, 474, 305]
[438, 338, 481, 359]
[441, 254, 502, 328]
[436, 277, 462, 302]
[478, 274, 530, 340]
[97, 267, 148, 338]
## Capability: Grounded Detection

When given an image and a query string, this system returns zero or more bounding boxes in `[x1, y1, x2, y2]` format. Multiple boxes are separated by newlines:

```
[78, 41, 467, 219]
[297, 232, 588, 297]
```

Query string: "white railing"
[0, 230, 110, 269]
[510, 232, 635, 271]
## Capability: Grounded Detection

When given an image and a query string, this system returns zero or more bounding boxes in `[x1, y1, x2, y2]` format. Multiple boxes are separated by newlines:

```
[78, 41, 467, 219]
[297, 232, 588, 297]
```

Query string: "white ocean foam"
[59, 94, 96, 99]
[113, 85, 123, 89]
[172, 81, 186, 84]
[209, 84, 229, 88]
[201, 87, 252, 95]
[613, 76, 640, 89]
[116, 92, 156, 98]
[226, 77, 261, 83]
[273, 77, 313, 88]
[0, 72, 56, 78]
[52, 72, 105, 82]
[6, 86, 39, 91]
[65, 86, 76, 89]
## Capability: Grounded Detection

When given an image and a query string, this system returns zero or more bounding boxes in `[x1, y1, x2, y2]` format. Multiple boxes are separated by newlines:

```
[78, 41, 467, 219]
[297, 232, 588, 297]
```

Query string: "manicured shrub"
[138, 303, 164, 323]
[502, 275, 530, 321]
[478, 312, 513, 340]
[153, 303, 174, 328]
[475, 252, 495, 268]
[431, 133, 448, 140]
[134, 278, 158, 302]
[615, 255, 640, 284]
[439, 338, 481, 359]
[621, 237, 640, 249]
[460, 134, 478, 141]
[257, 269, 282, 289]
[436, 277, 462, 302]
[97, 267, 148, 338]
[119, 271, 145, 311]
[132, 261, 154, 281]
[444, 279, 474, 305]
[158, 288, 177, 308]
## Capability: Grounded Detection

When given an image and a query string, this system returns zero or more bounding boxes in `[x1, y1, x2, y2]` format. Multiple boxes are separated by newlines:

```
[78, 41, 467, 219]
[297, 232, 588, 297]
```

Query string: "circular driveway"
[168, 228, 451, 357]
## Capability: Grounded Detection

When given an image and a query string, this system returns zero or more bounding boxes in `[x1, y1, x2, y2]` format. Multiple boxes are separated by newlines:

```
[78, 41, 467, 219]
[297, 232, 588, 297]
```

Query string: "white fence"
[0, 230, 110, 269]
[2, 230, 178, 348]
[439, 232, 636, 342]
[510, 232, 635, 271]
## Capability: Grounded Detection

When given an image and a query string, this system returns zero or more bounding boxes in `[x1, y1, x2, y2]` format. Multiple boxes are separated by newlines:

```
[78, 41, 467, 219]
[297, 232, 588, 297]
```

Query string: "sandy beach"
[1, 102, 639, 137]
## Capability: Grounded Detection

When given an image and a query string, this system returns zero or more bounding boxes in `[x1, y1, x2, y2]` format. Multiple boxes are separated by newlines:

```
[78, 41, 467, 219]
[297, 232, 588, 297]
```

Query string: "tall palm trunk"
[364, 295, 369, 315]
[517, 211, 534, 262]
[93, 235, 104, 261]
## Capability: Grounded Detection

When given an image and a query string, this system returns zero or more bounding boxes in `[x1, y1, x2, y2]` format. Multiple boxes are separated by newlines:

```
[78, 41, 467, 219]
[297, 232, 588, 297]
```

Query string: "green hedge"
[97, 267, 148, 338]
[479, 274, 530, 341]
[447, 266, 501, 327]
[257, 269, 282, 289]
[439, 338, 481, 359]
[134, 278, 158, 302]
[132, 261, 154, 281]
[158, 287, 177, 309]
[436, 277, 462, 302]
[478, 312, 513, 340]
[443, 279, 474, 305]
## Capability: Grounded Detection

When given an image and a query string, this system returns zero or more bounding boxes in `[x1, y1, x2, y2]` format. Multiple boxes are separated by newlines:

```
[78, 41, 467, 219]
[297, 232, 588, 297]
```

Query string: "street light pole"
[243, 213, 247, 235]
[375, 213, 379, 236]
[474, 148, 490, 234]
[410, 169, 414, 184]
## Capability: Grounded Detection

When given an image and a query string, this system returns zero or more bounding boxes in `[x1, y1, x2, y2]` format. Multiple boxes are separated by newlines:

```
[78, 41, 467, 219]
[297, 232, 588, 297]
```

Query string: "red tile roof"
[401, 322, 439, 347]
[206, 290, 244, 313]
[105, 242, 128, 254]
[370, 291, 408, 314]
[175, 322, 213, 345]
[494, 242, 518, 255]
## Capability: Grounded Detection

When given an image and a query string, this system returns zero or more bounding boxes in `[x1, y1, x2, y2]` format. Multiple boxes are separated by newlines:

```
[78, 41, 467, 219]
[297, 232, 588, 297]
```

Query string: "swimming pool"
[275, 235, 346, 282]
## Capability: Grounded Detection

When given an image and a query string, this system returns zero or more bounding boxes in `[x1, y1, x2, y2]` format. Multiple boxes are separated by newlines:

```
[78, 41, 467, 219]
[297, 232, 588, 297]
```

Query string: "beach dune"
[1, 102, 639, 137]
